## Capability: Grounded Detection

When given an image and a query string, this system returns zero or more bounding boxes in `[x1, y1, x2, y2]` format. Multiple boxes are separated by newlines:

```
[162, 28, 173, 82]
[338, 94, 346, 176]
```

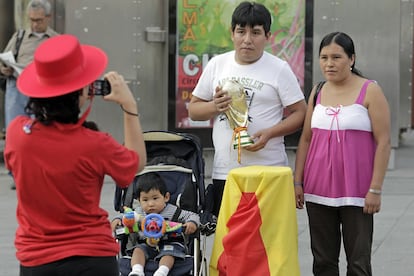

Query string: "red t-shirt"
[4, 116, 139, 266]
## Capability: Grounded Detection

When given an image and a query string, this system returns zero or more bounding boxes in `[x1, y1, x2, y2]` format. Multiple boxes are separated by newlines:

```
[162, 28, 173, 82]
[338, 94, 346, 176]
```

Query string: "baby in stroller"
[111, 172, 200, 276]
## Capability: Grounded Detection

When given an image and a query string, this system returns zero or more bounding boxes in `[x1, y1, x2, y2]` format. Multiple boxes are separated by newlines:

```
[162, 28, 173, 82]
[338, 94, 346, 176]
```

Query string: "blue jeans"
[5, 77, 28, 130]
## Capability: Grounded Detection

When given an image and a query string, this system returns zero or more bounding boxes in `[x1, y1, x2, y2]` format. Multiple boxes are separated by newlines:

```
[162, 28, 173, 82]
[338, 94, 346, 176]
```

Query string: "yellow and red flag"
[209, 166, 300, 276]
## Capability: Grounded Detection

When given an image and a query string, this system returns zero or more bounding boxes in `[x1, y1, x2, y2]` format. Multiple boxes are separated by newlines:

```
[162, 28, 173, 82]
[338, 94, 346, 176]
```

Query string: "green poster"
[176, 0, 305, 128]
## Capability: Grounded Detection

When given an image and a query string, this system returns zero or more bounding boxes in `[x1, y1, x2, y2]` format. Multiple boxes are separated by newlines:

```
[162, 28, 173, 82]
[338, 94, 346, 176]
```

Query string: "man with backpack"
[0, 0, 58, 189]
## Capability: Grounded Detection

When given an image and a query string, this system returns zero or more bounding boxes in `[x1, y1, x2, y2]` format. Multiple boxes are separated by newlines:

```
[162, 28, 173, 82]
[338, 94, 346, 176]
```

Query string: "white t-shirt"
[192, 51, 304, 180]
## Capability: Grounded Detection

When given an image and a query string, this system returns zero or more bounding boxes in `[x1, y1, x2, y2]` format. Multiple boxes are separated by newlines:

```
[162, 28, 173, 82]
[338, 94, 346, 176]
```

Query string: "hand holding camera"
[97, 71, 137, 114]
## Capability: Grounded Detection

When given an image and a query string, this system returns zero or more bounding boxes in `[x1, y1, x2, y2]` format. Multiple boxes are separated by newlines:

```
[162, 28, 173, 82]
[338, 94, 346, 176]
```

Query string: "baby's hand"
[183, 222, 198, 235]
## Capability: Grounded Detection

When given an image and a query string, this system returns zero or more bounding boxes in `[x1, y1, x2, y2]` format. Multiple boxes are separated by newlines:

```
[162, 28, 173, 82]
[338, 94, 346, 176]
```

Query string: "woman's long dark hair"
[25, 89, 99, 130]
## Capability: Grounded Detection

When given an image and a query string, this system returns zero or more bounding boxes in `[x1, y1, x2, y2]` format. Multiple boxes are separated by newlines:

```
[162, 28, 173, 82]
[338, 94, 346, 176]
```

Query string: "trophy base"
[232, 131, 254, 149]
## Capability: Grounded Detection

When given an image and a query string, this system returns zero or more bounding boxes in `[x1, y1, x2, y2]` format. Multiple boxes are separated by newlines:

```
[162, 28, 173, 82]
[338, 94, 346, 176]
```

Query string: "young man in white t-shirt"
[188, 1, 306, 216]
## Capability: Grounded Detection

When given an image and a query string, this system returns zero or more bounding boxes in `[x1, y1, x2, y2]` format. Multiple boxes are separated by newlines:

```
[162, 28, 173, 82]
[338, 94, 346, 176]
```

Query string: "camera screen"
[89, 80, 111, 96]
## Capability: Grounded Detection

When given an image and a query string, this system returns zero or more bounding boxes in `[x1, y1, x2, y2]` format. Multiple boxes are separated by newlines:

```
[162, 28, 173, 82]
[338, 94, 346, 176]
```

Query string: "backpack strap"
[14, 29, 26, 60]
[313, 81, 326, 108]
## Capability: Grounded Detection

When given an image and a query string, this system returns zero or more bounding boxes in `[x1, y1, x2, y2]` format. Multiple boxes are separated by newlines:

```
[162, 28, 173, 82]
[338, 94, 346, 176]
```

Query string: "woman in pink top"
[294, 32, 391, 275]
[4, 34, 147, 276]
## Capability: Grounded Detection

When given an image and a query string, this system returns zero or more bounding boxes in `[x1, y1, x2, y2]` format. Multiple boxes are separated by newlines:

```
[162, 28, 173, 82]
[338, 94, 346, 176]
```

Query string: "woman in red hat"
[4, 34, 147, 276]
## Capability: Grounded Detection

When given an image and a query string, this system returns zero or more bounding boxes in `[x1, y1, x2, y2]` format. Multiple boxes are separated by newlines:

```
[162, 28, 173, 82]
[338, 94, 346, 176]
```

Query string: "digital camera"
[89, 79, 111, 96]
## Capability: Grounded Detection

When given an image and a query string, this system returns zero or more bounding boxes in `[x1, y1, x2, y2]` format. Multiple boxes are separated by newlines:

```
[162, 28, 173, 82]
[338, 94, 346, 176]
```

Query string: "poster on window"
[176, 0, 305, 129]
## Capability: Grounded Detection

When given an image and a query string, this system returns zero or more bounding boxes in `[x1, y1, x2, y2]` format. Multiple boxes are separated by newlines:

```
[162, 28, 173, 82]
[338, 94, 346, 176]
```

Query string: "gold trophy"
[221, 80, 254, 163]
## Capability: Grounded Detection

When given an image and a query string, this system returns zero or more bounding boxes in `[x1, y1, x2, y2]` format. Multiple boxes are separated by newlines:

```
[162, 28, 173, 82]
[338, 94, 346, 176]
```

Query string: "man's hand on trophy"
[213, 86, 232, 113]
[244, 128, 272, 152]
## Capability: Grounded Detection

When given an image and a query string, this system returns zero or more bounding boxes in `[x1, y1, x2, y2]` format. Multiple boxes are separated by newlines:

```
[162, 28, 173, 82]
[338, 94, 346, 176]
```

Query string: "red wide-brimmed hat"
[17, 34, 108, 98]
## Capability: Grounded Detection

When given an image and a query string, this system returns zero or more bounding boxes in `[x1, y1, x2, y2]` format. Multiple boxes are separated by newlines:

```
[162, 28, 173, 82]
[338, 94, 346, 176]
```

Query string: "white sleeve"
[277, 62, 305, 107]
[191, 57, 217, 101]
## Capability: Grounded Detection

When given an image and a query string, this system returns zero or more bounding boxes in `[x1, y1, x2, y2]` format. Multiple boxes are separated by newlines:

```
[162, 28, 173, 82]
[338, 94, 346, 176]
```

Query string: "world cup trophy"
[221, 79, 254, 163]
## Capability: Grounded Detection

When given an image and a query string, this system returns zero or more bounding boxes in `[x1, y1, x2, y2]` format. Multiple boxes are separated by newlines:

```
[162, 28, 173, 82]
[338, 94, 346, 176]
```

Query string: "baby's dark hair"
[136, 172, 168, 198]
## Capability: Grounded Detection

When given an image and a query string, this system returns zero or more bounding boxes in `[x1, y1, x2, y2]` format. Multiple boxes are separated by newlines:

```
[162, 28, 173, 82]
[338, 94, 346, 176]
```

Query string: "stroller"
[113, 131, 215, 276]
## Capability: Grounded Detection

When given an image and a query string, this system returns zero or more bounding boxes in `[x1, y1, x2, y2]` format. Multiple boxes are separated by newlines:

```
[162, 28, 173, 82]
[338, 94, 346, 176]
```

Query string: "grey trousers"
[306, 202, 373, 276]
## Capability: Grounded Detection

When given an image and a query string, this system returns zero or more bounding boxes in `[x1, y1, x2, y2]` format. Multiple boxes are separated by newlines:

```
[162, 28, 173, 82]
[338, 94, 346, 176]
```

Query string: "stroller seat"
[113, 131, 209, 276]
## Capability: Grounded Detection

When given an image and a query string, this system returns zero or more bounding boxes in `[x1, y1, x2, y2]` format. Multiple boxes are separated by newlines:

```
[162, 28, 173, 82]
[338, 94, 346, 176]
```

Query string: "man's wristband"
[368, 188, 382, 195]
[294, 182, 303, 187]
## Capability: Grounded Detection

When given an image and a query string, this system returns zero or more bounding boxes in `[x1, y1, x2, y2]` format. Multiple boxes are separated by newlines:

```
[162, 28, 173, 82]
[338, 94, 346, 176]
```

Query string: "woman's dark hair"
[136, 172, 168, 198]
[319, 32, 363, 77]
[25, 90, 81, 125]
[231, 1, 271, 34]
[25, 89, 99, 130]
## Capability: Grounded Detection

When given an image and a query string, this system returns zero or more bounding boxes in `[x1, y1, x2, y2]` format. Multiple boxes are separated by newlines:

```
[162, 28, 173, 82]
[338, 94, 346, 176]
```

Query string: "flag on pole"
[209, 166, 300, 276]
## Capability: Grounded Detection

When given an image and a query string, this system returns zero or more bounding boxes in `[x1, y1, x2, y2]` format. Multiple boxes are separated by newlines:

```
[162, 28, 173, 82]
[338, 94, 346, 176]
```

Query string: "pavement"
[0, 137, 414, 275]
